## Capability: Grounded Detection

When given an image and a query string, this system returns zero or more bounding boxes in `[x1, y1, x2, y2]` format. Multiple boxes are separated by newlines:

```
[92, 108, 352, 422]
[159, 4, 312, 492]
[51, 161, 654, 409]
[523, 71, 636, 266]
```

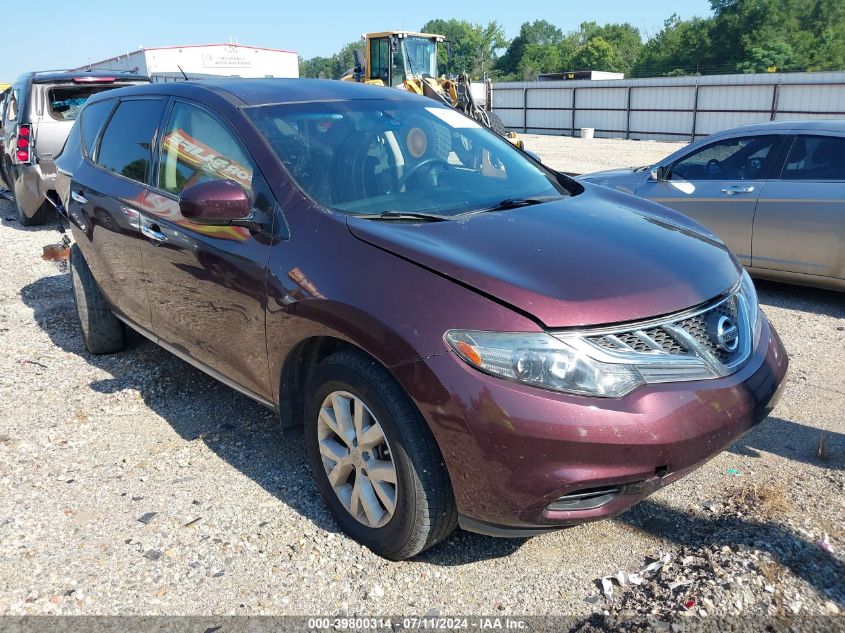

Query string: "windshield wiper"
[465, 195, 564, 215]
[356, 211, 450, 222]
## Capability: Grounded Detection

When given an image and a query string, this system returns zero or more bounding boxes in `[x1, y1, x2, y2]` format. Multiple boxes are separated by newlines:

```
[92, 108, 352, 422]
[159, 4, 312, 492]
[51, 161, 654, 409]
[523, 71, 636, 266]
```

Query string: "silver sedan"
[578, 120, 845, 291]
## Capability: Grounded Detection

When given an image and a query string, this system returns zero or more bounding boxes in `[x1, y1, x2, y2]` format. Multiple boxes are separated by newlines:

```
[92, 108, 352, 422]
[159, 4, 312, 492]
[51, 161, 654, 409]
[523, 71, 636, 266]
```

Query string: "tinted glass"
[96, 99, 165, 184]
[247, 99, 569, 217]
[158, 102, 255, 196]
[780, 135, 845, 181]
[671, 135, 779, 181]
[369, 38, 389, 81]
[80, 99, 114, 157]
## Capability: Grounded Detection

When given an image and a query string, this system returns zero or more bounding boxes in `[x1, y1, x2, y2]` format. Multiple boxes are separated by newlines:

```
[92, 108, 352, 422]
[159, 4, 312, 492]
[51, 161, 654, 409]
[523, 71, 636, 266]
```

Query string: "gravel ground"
[0, 166, 843, 629]
[520, 134, 687, 175]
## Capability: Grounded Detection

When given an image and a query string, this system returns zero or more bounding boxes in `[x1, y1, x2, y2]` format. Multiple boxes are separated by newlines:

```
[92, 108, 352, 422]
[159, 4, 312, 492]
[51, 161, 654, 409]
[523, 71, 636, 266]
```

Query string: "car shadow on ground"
[0, 198, 61, 232]
[729, 416, 844, 470]
[618, 499, 845, 607]
[19, 272, 522, 565]
[755, 279, 844, 319]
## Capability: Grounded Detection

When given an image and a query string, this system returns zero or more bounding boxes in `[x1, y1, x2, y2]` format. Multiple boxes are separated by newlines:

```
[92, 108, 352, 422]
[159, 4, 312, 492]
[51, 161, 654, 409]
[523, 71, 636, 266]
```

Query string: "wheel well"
[278, 336, 359, 428]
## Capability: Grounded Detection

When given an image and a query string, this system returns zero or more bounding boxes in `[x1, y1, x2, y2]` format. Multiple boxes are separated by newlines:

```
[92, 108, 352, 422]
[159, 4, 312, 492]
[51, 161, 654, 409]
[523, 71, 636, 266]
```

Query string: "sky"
[0, 0, 714, 81]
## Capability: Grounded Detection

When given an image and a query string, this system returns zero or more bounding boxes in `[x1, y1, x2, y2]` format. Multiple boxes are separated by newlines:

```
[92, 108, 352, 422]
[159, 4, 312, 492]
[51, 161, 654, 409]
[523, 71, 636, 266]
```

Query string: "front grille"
[595, 327, 686, 355]
[677, 296, 739, 364]
[580, 287, 751, 374]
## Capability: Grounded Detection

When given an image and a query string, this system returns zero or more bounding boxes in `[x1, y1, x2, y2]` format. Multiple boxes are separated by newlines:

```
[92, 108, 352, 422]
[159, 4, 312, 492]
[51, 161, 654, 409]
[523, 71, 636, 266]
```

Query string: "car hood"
[346, 186, 740, 328]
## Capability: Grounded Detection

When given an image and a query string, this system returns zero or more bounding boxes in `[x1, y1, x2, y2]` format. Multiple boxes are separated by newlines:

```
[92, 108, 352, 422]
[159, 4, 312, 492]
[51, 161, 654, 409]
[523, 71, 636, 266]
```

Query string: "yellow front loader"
[341, 31, 523, 148]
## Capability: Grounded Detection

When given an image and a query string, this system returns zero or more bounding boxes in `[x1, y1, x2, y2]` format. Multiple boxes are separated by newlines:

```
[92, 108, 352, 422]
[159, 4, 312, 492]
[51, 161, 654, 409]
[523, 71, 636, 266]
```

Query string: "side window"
[80, 99, 115, 158]
[780, 135, 845, 181]
[96, 99, 166, 184]
[158, 102, 255, 196]
[670, 135, 779, 181]
[369, 38, 389, 82]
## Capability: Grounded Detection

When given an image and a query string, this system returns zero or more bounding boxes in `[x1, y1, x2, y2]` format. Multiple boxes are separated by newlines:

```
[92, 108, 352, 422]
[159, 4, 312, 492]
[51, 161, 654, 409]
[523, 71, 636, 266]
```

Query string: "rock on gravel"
[0, 176, 842, 626]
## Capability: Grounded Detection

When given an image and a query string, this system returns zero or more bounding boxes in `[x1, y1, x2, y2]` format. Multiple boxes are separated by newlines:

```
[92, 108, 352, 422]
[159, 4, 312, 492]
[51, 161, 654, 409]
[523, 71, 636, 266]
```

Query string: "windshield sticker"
[425, 107, 482, 129]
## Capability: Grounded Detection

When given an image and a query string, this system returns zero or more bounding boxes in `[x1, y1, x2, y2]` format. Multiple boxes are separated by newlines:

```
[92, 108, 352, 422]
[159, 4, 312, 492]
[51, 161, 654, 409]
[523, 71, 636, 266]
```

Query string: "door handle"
[141, 222, 167, 243]
[71, 190, 88, 204]
[721, 186, 755, 195]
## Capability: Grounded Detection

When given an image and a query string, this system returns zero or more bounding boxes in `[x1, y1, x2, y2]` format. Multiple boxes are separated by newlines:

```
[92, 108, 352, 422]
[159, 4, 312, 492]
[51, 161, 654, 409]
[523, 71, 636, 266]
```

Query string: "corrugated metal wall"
[491, 71, 845, 140]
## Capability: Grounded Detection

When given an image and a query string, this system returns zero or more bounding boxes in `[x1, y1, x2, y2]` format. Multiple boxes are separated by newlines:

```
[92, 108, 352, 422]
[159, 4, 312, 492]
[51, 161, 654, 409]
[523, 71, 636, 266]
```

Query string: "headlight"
[741, 269, 762, 348]
[444, 330, 644, 398]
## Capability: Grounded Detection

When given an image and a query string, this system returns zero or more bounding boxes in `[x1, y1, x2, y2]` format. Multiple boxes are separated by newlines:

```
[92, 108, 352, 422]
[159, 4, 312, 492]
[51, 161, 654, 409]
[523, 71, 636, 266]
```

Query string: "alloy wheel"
[316, 390, 398, 528]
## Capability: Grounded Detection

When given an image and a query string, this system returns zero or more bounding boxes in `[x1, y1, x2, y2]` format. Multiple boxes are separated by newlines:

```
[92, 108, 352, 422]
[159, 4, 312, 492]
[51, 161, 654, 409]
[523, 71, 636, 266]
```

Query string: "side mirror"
[446, 42, 454, 62]
[179, 180, 252, 226]
[650, 165, 669, 181]
[525, 150, 542, 163]
[353, 49, 364, 72]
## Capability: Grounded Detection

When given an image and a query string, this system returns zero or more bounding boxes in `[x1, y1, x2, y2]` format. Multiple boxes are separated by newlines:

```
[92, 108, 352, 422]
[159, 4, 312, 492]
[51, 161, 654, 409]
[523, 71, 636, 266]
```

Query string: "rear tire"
[69, 244, 125, 355]
[16, 199, 54, 226]
[305, 349, 456, 560]
[10, 167, 53, 226]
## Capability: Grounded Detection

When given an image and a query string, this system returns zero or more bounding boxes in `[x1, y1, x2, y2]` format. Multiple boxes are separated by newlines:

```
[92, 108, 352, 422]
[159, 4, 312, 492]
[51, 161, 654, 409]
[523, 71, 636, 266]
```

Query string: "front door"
[637, 134, 784, 266]
[752, 133, 845, 280]
[139, 100, 275, 400]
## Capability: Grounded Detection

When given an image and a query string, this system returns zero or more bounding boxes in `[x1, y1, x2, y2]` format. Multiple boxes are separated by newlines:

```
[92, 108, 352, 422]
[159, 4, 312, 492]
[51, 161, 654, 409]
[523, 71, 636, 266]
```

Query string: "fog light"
[547, 486, 623, 511]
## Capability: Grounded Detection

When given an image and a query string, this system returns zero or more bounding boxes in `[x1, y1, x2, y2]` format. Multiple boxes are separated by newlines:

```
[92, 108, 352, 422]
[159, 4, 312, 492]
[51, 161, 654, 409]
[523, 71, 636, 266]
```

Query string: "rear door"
[636, 134, 785, 265]
[139, 99, 275, 400]
[752, 133, 845, 280]
[70, 97, 167, 330]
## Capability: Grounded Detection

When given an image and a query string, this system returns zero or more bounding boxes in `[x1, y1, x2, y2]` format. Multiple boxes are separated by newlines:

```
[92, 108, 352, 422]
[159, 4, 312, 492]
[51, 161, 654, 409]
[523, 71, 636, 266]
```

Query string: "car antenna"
[177, 65, 189, 81]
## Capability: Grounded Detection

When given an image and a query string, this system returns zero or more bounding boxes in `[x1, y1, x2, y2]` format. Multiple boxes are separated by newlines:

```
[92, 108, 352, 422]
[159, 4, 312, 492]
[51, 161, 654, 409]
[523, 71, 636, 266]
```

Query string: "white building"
[77, 43, 299, 81]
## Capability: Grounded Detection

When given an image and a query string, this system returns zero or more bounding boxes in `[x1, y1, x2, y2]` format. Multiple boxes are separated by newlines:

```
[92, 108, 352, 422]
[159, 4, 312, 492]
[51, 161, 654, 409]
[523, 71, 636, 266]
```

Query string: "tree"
[299, 41, 361, 79]
[631, 14, 715, 76]
[517, 43, 562, 80]
[300, 5, 845, 82]
[576, 22, 643, 75]
[420, 19, 506, 78]
[570, 37, 625, 72]
[496, 20, 563, 76]
[737, 41, 794, 73]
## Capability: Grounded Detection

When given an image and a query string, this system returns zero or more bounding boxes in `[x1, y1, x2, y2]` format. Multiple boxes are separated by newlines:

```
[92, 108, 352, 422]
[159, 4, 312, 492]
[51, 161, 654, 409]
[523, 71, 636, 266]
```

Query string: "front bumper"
[394, 317, 788, 533]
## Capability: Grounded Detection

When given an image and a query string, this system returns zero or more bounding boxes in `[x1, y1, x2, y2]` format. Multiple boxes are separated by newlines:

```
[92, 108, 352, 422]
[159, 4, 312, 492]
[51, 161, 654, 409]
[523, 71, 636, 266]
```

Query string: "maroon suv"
[55, 79, 788, 559]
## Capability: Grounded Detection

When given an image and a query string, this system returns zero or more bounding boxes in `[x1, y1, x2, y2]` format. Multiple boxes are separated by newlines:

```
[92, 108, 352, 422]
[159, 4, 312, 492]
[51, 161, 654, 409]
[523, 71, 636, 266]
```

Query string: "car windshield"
[247, 99, 570, 217]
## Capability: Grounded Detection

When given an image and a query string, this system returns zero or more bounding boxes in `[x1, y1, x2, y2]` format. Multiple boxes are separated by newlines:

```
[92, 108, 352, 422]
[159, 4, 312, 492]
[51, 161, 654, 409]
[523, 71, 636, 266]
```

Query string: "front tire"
[305, 349, 456, 559]
[486, 111, 508, 137]
[69, 244, 125, 355]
